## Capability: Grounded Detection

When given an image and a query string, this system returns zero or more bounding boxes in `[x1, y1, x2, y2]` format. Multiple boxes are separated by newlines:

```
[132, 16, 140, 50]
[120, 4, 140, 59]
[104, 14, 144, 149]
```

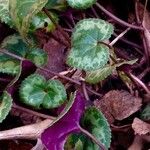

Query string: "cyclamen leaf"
[67, 0, 97, 9]
[41, 92, 86, 150]
[0, 0, 12, 26]
[85, 65, 115, 84]
[30, 12, 58, 33]
[85, 59, 137, 84]
[0, 34, 47, 75]
[81, 107, 111, 150]
[46, 0, 67, 11]
[67, 18, 114, 71]
[19, 74, 67, 109]
[0, 91, 12, 123]
[140, 104, 150, 121]
[9, 0, 48, 39]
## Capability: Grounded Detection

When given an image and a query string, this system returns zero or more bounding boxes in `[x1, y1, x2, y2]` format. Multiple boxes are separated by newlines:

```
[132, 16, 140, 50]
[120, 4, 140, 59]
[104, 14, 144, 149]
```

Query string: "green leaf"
[140, 104, 150, 121]
[30, 11, 58, 33]
[0, 0, 12, 26]
[46, 0, 67, 11]
[85, 59, 137, 84]
[85, 65, 115, 84]
[67, 0, 97, 9]
[9, 0, 48, 39]
[0, 91, 12, 123]
[67, 18, 114, 71]
[19, 74, 67, 109]
[81, 107, 111, 149]
[0, 34, 47, 75]
[26, 47, 47, 67]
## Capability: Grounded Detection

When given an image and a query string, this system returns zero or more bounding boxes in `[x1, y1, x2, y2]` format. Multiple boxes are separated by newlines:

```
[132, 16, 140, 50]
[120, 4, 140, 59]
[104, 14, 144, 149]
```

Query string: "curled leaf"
[19, 74, 67, 109]
[67, 0, 97, 9]
[0, 91, 12, 123]
[67, 18, 114, 71]
[94, 90, 142, 123]
[9, 0, 48, 39]
[85, 59, 137, 84]
[30, 11, 58, 33]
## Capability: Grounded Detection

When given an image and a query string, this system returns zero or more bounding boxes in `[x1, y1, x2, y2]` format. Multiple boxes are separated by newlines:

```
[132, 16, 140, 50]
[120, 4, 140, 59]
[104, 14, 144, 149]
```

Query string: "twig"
[110, 28, 130, 46]
[82, 82, 90, 101]
[96, 2, 143, 30]
[13, 103, 55, 120]
[91, 6, 100, 18]
[113, 33, 143, 52]
[135, 0, 141, 25]
[127, 72, 150, 94]
[78, 125, 107, 150]
[0, 119, 53, 140]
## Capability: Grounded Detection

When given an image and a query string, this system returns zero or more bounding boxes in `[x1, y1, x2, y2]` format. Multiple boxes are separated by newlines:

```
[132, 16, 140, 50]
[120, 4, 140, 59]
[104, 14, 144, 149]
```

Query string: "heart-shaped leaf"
[67, 18, 114, 71]
[0, 91, 12, 123]
[9, 0, 48, 39]
[85, 59, 137, 84]
[19, 74, 67, 109]
[41, 92, 86, 150]
[0, 34, 47, 75]
[81, 107, 111, 149]
[67, 0, 97, 9]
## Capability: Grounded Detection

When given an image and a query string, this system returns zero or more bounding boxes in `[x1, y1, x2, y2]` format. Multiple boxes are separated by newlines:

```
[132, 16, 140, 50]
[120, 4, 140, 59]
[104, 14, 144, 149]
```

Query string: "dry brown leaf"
[94, 90, 142, 123]
[132, 118, 150, 135]
[36, 30, 67, 79]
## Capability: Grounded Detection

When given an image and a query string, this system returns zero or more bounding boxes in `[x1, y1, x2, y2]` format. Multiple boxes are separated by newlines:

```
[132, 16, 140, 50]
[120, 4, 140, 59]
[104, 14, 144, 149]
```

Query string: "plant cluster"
[0, 0, 141, 149]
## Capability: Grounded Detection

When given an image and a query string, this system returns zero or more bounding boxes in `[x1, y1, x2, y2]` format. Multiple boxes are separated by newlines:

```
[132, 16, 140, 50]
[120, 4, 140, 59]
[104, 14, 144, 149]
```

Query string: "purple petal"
[41, 92, 86, 150]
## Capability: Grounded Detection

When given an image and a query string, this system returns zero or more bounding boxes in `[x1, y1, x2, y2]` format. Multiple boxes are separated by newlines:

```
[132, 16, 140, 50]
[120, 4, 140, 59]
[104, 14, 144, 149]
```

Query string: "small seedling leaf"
[19, 74, 67, 109]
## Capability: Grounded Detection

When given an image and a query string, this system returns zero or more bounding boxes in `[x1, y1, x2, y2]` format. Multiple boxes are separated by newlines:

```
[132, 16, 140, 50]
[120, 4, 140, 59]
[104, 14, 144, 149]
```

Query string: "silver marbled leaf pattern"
[67, 18, 114, 71]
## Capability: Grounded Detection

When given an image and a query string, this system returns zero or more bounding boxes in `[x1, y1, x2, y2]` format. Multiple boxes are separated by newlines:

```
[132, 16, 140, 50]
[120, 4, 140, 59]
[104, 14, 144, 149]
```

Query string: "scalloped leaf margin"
[67, 18, 114, 71]
[67, 0, 97, 9]
[19, 74, 67, 109]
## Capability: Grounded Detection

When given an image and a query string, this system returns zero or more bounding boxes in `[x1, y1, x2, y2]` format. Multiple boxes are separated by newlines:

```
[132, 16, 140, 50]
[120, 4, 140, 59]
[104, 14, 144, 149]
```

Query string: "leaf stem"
[110, 28, 130, 46]
[78, 125, 107, 150]
[0, 49, 24, 61]
[127, 72, 150, 94]
[95, 2, 143, 30]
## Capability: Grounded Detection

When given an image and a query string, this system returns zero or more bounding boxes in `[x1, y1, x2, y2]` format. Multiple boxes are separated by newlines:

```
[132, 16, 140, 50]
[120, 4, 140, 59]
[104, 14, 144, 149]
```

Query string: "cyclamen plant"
[0, 0, 137, 149]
